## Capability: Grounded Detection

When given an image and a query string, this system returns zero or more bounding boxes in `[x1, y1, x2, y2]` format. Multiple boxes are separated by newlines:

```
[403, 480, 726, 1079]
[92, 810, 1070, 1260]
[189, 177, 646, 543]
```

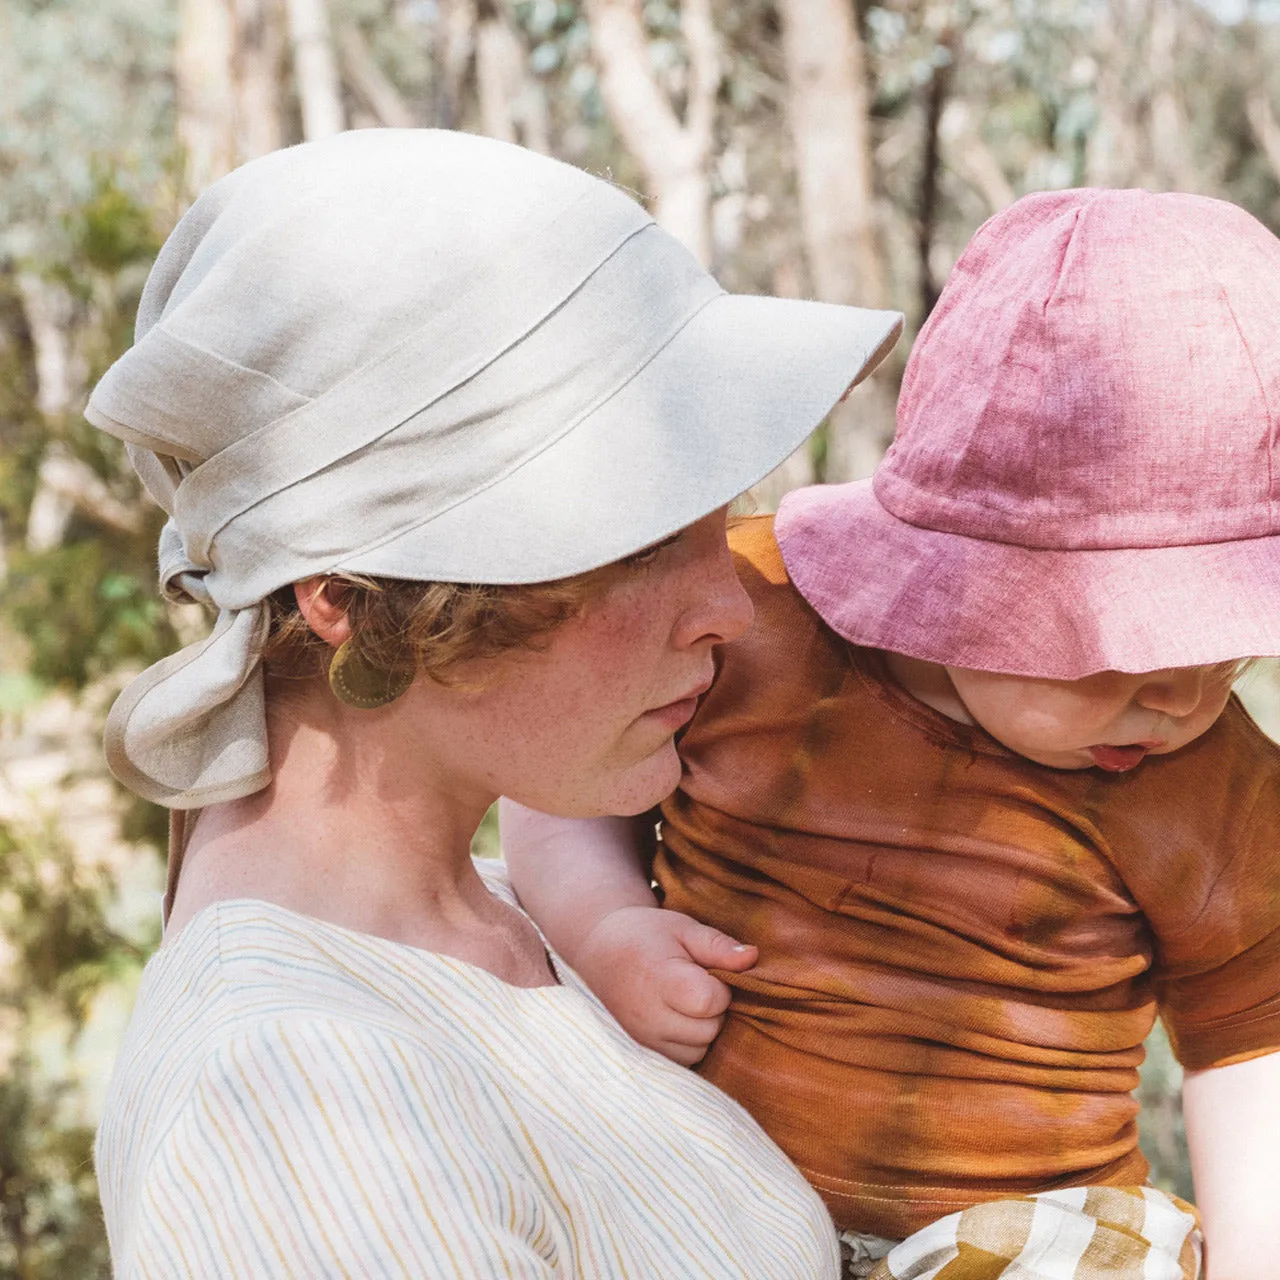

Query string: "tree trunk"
[176, 0, 285, 194]
[15, 276, 140, 551]
[475, 0, 550, 152]
[285, 0, 346, 140]
[776, 0, 895, 482]
[231, 0, 287, 160]
[777, 0, 886, 310]
[175, 0, 238, 192]
[582, 0, 720, 264]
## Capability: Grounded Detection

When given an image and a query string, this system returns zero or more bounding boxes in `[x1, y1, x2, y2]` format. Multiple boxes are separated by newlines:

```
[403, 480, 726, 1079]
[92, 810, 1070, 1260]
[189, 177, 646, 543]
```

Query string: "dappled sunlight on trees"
[4, 0, 1280, 1268]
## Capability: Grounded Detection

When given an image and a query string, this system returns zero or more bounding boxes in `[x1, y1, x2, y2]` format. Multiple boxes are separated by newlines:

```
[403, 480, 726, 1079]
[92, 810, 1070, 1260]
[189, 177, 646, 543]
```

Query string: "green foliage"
[1138, 1021, 1193, 1200]
[471, 802, 502, 858]
[1, 171, 175, 688]
[64, 170, 161, 278]
[0, 154, 169, 1277]
[4, 534, 172, 688]
[0, 816, 153, 1280]
[0, 1060, 109, 1280]
[0, 819, 148, 1025]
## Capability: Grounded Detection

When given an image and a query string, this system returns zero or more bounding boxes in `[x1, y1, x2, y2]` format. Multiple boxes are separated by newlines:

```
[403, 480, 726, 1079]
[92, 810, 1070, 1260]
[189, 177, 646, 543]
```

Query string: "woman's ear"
[294, 577, 354, 649]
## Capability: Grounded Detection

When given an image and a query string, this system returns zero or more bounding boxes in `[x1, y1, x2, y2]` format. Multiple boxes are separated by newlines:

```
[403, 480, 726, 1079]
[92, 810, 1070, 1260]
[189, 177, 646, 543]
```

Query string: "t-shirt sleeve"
[121, 1017, 558, 1280]
[1121, 701, 1280, 1071]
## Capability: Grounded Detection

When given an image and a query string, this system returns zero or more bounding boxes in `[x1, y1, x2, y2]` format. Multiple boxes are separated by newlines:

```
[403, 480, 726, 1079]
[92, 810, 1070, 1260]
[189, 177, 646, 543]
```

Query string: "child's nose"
[1134, 668, 1207, 719]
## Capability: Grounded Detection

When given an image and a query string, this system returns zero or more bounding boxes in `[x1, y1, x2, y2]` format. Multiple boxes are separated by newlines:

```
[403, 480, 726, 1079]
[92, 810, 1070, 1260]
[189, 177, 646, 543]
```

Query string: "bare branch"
[474, 1, 548, 151]
[940, 100, 1015, 215]
[26, 448, 144, 551]
[336, 21, 415, 128]
[437, 0, 478, 130]
[583, 0, 719, 262]
[680, 0, 720, 157]
[1247, 93, 1280, 182]
[585, 0, 690, 178]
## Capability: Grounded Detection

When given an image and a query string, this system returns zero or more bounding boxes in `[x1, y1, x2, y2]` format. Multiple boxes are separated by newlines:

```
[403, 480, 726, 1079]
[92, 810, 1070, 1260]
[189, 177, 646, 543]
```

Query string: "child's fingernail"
[732, 944, 751, 952]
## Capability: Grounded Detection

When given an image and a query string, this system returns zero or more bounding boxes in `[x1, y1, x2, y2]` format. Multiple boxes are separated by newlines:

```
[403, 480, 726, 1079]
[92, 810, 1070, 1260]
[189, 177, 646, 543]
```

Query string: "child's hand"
[572, 905, 757, 1066]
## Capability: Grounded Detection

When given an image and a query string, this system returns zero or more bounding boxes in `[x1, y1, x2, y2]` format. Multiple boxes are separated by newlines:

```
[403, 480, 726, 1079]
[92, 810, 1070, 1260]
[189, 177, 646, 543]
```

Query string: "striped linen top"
[96, 862, 839, 1278]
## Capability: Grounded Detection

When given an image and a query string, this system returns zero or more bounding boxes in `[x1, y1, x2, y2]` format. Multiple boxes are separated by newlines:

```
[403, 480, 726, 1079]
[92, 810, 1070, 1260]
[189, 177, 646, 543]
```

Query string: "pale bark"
[749, 259, 815, 508]
[583, 0, 720, 264]
[775, 0, 895, 481]
[940, 100, 1015, 215]
[1088, 0, 1201, 191]
[1086, 1, 1144, 185]
[175, 0, 238, 191]
[16, 277, 140, 551]
[231, 0, 287, 160]
[337, 21, 416, 127]
[777, 0, 887, 310]
[26, 448, 144, 552]
[437, 0, 478, 129]
[1246, 92, 1280, 180]
[475, 1, 550, 152]
[176, 0, 285, 194]
[285, 0, 346, 140]
[15, 275, 78, 420]
[1146, 3, 1200, 191]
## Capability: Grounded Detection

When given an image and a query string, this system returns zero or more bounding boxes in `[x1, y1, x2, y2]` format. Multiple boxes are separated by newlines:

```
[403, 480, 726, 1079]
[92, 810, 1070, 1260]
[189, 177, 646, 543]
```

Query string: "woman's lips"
[644, 696, 701, 731]
[1088, 743, 1157, 772]
[643, 679, 713, 731]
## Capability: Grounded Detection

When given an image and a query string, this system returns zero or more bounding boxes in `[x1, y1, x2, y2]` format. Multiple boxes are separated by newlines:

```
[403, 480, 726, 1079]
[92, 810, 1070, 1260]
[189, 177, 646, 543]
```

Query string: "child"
[504, 189, 1280, 1280]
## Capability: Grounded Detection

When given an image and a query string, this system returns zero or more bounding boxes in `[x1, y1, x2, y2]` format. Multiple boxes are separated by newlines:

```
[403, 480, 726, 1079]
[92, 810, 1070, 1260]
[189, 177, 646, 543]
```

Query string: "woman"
[89, 128, 902, 1277]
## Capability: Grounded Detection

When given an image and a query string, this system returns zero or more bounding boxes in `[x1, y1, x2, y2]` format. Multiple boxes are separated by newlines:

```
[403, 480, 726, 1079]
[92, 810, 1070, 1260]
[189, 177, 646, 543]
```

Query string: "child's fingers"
[672, 917, 758, 973]
[655, 1013, 727, 1066]
[661, 957, 734, 1020]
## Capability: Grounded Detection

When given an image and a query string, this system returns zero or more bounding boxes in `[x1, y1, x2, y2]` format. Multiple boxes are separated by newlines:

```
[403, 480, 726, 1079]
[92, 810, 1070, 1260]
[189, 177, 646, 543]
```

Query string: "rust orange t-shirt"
[654, 517, 1280, 1240]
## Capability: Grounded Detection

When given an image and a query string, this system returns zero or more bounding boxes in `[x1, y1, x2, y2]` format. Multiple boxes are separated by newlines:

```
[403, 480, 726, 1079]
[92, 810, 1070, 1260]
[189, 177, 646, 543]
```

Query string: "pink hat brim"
[776, 480, 1280, 678]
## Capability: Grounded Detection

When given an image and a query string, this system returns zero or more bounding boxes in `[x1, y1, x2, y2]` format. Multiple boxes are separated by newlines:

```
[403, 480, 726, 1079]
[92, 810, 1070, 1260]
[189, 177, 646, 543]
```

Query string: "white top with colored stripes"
[96, 863, 839, 1278]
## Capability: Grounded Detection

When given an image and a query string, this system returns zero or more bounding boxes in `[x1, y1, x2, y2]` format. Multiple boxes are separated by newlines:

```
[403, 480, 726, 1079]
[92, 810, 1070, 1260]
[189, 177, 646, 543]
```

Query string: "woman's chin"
[599, 740, 684, 815]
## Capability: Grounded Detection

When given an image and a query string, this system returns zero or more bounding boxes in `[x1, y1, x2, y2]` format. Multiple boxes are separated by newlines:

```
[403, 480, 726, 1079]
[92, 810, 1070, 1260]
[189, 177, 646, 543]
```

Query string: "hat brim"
[777, 479, 1280, 678]
[336, 295, 902, 584]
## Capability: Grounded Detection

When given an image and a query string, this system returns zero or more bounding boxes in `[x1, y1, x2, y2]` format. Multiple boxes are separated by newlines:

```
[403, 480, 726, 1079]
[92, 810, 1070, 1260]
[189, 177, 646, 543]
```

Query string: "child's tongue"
[1089, 744, 1149, 772]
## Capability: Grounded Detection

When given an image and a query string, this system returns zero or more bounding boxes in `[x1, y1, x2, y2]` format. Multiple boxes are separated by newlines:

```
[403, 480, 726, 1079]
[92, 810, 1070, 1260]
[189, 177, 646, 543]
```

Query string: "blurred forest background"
[3, 0, 1280, 1272]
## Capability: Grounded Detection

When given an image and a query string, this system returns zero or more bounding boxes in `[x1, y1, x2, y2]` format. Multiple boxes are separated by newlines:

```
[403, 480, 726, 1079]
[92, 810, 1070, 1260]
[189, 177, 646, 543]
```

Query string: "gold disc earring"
[328, 640, 414, 709]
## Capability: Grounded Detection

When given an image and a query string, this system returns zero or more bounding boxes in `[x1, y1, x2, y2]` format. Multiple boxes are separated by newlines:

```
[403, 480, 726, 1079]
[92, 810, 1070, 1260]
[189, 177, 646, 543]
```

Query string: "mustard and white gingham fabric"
[841, 1186, 1201, 1280]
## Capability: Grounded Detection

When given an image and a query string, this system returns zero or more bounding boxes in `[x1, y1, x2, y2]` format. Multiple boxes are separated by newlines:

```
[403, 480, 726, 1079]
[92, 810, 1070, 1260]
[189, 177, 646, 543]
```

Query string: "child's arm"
[1182, 1051, 1280, 1278]
[499, 800, 757, 1065]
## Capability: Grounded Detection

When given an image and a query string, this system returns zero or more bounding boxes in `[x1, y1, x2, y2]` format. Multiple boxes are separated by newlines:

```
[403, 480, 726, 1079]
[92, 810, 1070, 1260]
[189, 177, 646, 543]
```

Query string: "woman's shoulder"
[101, 899, 532, 1177]
[120, 896, 527, 1078]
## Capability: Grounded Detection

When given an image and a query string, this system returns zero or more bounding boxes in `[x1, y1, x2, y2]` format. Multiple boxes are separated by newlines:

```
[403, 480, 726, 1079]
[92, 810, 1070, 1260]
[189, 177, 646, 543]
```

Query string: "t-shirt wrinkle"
[656, 515, 1280, 1240]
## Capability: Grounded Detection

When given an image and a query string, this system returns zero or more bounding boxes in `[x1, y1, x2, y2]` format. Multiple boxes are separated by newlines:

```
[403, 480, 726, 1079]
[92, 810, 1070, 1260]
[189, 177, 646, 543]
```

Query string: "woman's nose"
[1134, 667, 1207, 719]
[672, 538, 755, 650]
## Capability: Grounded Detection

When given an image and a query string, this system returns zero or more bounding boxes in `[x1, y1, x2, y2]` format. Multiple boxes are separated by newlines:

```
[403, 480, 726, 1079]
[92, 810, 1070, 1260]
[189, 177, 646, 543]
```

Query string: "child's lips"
[1088, 742, 1159, 772]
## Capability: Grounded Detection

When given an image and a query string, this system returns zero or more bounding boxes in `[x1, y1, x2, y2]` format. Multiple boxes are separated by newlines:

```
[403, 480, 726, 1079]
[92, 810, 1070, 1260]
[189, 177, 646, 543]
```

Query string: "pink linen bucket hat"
[775, 187, 1280, 679]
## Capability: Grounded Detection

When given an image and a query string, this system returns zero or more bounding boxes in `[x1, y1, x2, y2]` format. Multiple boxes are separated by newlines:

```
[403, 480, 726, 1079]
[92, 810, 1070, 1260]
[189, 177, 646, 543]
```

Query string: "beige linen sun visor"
[85, 129, 902, 810]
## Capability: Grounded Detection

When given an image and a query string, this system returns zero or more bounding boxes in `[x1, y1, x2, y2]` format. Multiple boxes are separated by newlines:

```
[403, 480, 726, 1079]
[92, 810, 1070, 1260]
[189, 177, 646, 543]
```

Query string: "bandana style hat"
[777, 187, 1280, 679]
[87, 129, 902, 808]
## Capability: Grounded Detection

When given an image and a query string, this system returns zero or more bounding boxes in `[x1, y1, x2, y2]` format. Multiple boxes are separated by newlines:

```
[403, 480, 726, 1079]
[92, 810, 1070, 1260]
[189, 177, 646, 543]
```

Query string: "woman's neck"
[165, 680, 555, 985]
